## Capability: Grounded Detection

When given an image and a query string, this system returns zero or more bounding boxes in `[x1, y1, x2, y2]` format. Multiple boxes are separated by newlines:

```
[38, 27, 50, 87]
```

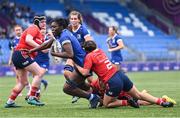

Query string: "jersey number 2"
[104, 60, 113, 70]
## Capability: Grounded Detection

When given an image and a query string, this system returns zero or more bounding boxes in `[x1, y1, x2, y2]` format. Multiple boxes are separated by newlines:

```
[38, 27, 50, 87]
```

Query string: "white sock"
[26, 83, 31, 91]
[89, 94, 94, 101]
[7, 98, 14, 104]
[36, 89, 41, 94]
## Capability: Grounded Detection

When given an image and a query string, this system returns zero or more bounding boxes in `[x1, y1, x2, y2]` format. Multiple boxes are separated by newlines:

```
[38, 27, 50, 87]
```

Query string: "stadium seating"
[70, 1, 180, 61]
[0, 0, 180, 64]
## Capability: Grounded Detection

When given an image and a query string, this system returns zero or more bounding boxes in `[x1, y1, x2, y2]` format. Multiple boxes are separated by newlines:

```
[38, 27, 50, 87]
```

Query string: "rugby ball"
[52, 40, 62, 63]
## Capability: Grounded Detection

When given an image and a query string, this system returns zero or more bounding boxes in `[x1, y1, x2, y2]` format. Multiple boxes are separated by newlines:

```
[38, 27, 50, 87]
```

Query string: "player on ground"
[68, 10, 94, 103]
[90, 78, 176, 107]
[5, 15, 46, 108]
[75, 40, 174, 108]
[29, 18, 100, 108]
[107, 26, 124, 71]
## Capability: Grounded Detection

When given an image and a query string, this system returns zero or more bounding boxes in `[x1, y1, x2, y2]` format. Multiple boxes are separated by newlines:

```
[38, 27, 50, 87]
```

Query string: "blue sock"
[88, 94, 94, 101]
[41, 79, 48, 84]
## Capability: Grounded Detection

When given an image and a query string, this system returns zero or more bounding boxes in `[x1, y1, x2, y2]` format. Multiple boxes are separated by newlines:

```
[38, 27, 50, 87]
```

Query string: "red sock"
[30, 86, 38, 96]
[121, 100, 128, 106]
[9, 89, 21, 100]
[156, 98, 163, 105]
[162, 98, 167, 102]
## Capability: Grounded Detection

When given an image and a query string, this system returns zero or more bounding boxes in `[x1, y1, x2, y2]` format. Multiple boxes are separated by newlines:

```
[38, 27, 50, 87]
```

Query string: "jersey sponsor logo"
[22, 60, 29, 65]
[108, 91, 113, 96]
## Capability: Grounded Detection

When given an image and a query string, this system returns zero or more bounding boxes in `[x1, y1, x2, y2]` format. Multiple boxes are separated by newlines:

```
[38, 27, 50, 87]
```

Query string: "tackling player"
[75, 40, 174, 108]
[90, 78, 176, 107]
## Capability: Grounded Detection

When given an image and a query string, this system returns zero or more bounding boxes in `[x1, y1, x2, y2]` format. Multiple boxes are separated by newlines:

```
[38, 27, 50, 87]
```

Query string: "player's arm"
[74, 55, 92, 76]
[75, 64, 90, 76]
[51, 41, 74, 59]
[108, 39, 124, 52]
[83, 26, 93, 41]
[8, 48, 14, 65]
[25, 34, 40, 47]
[30, 38, 54, 53]
[84, 35, 93, 41]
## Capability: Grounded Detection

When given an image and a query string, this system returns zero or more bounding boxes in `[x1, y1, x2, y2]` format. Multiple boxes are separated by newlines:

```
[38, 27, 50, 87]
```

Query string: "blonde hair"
[109, 26, 119, 34]
[69, 10, 83, 24]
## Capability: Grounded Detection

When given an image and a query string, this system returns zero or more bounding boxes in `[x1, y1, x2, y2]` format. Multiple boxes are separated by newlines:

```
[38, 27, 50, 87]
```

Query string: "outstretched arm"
[30, 38, 54, 53]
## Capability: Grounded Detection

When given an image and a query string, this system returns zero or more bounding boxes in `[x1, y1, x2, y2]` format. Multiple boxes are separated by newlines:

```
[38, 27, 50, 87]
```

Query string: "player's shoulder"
[106, 37, 111, 42]
[115, 34, 122, 39]
[27, 25, 39, 32]
[81, 24, 89, 31]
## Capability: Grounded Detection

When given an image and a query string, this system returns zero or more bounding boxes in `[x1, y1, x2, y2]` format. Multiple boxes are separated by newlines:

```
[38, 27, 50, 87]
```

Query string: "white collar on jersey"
[112, 33, 117, 39]
[72, 24, 81, 33]
[15, 36, 20, 39]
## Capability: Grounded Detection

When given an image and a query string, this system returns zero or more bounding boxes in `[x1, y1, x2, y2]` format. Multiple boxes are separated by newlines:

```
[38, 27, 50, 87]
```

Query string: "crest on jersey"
[77, 34, 81, 39]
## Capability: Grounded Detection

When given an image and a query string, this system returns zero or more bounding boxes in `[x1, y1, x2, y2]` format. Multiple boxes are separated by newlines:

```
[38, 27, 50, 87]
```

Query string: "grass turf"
[0, 71, 179, 117]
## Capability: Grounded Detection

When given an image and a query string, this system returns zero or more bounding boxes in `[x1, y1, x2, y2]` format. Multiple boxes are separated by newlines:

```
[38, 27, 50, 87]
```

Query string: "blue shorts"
[12, 50, 34, 69]
[106, 71, 133, 97]
[111, 59, 122, 65]
[35, 60, 49, 70]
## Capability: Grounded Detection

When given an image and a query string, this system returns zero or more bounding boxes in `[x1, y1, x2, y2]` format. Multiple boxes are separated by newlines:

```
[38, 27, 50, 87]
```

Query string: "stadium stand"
[69, 0, 180, 62]
[0, 0, 179, 72]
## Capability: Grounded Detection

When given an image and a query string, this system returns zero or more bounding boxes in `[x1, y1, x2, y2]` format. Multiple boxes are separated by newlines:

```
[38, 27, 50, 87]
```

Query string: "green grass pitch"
[0, 71, 180, 117]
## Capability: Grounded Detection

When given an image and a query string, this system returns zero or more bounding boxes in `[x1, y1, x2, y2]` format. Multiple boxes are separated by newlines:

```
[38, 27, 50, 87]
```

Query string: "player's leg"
[63, 59, 74, 80]
[39, 67, 48, 90]
[13, 67, 23, 96]
[25, 62, 45, 106]
[123, 75, 174, 107]
[63, 70, 100, 108]
[103, 71, 139, 108]
[35, 67, 48, 99]
[5, 69, 29, 108]
[39, 62, 49, 90]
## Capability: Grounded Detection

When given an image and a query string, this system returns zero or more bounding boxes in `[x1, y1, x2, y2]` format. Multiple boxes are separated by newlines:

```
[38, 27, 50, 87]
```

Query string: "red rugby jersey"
[16, 25, 44, 58]
[84, 49, 117, 83]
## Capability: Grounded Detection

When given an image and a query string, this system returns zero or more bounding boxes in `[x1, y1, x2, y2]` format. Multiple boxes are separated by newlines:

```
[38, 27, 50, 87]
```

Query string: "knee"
[63, 86, 68, 94]
[19, 79, 28, 86]
[63, 83, 72, 94]
[103, 102, 111, 108]
[103, 103, 109, 108]
[35, 69, 45, 78]
[63, 70, 71, 79]
[135, 92, 143, 100]
[103, 99, 111, 108]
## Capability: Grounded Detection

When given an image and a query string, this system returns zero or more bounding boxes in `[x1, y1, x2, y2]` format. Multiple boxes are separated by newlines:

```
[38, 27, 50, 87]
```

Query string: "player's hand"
[8, 60, 12, 66]
[47, 30, 55, 40]
[108, 48, 113, 52]
[50, 46, 56, 56]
